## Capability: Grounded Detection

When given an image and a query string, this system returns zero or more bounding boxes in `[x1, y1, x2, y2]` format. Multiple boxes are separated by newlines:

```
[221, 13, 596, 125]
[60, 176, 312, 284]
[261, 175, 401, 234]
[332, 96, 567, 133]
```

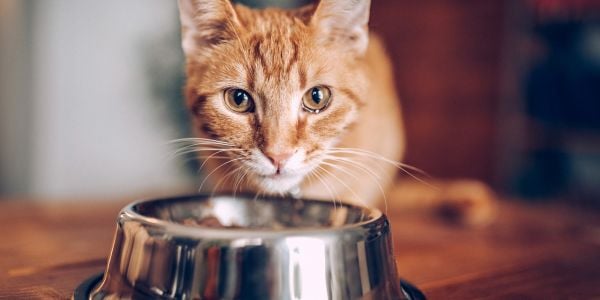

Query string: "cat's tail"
[385, 178, 497, 226]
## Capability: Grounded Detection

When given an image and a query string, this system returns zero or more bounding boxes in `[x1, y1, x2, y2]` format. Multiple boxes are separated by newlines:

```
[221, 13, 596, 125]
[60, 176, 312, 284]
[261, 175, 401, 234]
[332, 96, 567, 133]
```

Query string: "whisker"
[198, 157, 244, 193]
[167, 137, 234, 146]
[171, 142, 232, 151]
[328, 148, 427, 174]
[170, 148, 232, 161]
[252, 189, 264, 203]
[322, 154, 387, 205]
[175, 155, 231, 166]
[316, 165, 367, 208]
[198, 149, 243, 170]
[320, 160, 389, 215]
[210, 163, 244, 198]
[308, 168, 339, 210]
[324, 152, 386, 174]
[170, 142, 232, 148]
[168, 146, 242, 161]
[317, 166, 362, 204]
[168, 136, 235, 151]
[322, 155, 382, 180]
[315, 162, 343, 210]
[164, 148, 242, 170]
[326, 148, 437, 190]
[161, 138, 235, 162]
[233, 166, 251, 199]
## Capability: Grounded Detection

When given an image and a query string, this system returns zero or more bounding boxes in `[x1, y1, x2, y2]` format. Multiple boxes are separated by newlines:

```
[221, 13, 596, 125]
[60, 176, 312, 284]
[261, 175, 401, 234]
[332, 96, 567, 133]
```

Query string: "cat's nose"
[265, 151, 294, 171]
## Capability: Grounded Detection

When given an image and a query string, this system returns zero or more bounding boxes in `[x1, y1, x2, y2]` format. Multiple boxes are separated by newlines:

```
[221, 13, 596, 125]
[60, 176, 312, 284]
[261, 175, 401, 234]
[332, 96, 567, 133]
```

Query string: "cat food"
[182, 216, 242, 228]
[181, 215, 290, 230]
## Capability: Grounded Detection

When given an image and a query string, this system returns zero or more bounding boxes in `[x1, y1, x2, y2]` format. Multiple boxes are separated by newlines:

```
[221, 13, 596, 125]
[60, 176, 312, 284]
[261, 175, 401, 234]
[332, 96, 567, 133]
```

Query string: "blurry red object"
[528, 0, 600, 20]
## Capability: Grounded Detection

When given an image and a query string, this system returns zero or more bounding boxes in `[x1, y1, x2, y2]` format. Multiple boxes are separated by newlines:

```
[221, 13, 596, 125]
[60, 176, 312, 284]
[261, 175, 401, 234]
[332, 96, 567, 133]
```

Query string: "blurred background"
[1, 0, 599, 206]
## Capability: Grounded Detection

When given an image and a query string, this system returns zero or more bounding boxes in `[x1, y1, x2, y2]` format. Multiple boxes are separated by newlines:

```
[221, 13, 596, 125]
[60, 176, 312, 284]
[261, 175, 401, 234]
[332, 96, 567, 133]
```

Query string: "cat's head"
[179, 0, 371, 194]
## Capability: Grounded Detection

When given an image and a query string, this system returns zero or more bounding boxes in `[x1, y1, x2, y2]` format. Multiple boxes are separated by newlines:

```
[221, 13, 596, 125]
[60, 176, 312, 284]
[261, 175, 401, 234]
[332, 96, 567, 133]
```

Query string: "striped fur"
[179, 0, 405, 206]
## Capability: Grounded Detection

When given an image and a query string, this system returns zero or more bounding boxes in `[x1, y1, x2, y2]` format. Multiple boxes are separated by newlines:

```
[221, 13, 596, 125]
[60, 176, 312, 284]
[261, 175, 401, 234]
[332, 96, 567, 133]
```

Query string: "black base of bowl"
[74, 273, 426, 300]
[72, 272, 103, 300]
[399, 279, 426, 300]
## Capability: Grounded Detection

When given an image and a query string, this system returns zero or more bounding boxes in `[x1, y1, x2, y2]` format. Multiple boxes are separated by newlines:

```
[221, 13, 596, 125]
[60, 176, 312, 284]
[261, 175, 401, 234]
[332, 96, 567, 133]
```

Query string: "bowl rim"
[118, 193, 387, 239]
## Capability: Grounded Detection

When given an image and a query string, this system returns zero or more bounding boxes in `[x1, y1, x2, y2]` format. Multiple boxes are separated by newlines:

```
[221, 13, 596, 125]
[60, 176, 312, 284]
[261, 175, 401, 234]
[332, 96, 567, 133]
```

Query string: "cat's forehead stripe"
[284, 40, 299, 75]
[298, 62, 307, 90]
[245, 33, 307, 92]
[251, 35, 269, 72]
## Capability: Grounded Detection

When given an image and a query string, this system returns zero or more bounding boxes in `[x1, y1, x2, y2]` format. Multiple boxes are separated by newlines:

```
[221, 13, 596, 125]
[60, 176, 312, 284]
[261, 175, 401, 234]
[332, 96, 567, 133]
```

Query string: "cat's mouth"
[259, 172, 296, 179]
[252, 171, 305, 194]
[243, 150, 313, 193]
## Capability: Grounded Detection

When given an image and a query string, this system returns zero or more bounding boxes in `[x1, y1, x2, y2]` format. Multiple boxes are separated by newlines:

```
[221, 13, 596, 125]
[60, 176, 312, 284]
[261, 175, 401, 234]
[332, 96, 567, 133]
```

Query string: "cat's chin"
[253, 173, 304, 195]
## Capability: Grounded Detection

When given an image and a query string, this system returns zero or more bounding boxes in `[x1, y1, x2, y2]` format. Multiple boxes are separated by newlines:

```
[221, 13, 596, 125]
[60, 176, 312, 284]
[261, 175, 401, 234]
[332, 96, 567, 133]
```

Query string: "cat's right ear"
[311, 0, 371, 56]
[178, 0, 240, 56]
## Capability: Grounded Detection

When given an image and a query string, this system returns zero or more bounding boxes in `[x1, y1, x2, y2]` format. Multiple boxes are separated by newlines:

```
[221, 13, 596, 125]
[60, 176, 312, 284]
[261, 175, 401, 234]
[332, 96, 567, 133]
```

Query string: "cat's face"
[179, 0, 371, 194]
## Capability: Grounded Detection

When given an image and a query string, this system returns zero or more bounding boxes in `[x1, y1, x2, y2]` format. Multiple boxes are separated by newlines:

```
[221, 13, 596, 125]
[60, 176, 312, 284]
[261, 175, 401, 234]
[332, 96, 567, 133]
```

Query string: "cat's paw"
[435, 180, 497, 227]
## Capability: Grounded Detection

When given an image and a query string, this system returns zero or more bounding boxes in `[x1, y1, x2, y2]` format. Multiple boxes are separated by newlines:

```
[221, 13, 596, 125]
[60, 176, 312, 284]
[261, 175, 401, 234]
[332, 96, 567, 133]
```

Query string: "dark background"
[371, 1, 504, 183]
[368, 0, 600, 206]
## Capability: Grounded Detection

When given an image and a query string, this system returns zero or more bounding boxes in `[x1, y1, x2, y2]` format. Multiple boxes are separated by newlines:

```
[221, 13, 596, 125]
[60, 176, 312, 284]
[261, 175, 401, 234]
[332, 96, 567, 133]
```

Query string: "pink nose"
[265, 151, 294, 171]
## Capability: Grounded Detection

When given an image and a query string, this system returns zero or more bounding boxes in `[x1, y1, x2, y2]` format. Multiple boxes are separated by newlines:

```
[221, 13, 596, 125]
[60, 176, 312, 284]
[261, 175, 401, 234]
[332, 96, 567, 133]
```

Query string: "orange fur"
[178, 0, 495, 224]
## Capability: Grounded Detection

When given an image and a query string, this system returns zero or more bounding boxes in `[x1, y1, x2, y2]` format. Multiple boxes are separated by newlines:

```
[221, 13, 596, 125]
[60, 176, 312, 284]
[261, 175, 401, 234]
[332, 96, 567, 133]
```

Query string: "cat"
[177, 0, 495, 225]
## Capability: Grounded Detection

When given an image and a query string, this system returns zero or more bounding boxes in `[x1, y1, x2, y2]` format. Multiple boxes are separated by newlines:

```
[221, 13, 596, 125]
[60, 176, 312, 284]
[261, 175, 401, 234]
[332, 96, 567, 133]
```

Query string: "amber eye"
[302, 86, 332, 113]
[225, 88, 254, 113]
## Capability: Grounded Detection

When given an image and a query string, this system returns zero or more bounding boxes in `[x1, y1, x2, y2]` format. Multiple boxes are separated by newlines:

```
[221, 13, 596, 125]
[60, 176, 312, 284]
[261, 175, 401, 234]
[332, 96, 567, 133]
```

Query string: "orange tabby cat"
[177, 0, 495, 225]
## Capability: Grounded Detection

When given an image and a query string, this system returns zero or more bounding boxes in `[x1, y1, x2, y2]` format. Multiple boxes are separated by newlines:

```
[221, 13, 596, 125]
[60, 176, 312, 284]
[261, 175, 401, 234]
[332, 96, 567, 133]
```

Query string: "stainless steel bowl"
[89, 194, 409, 300]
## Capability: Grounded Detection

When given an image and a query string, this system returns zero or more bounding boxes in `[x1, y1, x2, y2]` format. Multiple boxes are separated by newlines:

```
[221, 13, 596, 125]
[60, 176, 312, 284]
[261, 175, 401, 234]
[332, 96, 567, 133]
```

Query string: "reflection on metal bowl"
[86, 194, 417, 300]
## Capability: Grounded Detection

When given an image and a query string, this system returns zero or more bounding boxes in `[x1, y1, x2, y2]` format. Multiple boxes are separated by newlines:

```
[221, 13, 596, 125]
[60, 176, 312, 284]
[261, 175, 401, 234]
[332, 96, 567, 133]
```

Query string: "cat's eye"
[302, 86, 332, 113]
[225, 89, 254, 113]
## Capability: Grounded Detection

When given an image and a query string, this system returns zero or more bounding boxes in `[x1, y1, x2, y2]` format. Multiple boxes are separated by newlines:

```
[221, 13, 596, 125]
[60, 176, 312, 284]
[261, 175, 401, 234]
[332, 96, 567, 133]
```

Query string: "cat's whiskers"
[166, 137, 239, 161]
[328, 148, 426, 174]
[319, 166, 366, 209]
[324, 151, 387, 175]
[252, 188, 265, 203]
[233, 165, 252, 198]
[326, 148, 438, 190]
[322, 155, 382, 180]
[178, 155, 232, 166]
[307, 168, 339, 210]
[168, 138, 252, 195]
[170, 147, 240, 161]
[161, 140, 232, 164]
[317, 161, 362, 209]
[168, 137, 234, 147]
[198, 157, 244, 193]
[197, 148, 243, 170]
[316, 165, 367, 208]
[210, 163, 244, 197]
[320, 157, 389, 214]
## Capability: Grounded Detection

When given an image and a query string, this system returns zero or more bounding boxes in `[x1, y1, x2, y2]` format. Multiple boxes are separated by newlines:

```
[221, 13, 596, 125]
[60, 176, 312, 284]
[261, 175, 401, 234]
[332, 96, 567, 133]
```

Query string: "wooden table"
[0, 197, 599, 299]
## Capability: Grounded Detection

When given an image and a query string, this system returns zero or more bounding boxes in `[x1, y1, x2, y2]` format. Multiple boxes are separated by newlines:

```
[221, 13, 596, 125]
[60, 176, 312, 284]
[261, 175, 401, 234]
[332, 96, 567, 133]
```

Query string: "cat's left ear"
[178, 0, 240, 57]
[311, 0, 371, 56]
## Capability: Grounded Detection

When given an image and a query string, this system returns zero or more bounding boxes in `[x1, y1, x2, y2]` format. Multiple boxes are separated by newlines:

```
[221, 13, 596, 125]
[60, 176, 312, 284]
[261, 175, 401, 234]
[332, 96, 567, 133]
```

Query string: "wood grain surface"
[0, 197, 599, 299]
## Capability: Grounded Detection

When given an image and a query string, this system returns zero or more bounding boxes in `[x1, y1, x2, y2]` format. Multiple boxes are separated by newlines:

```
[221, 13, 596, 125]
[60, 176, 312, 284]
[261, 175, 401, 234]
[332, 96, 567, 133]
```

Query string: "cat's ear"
[178, 0, 240, 56]
[311, 0, 371, 55]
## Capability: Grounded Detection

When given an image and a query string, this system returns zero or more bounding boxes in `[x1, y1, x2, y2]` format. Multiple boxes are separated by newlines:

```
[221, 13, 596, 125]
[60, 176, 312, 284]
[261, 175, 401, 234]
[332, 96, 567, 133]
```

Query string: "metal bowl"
[87, 194, 414, 299]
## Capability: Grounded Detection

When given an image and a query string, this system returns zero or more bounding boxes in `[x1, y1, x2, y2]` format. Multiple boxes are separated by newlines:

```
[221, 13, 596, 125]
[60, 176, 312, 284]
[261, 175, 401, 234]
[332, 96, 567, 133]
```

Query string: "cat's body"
[178, 0, 494, 224]
[301, 34, 405, 205]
